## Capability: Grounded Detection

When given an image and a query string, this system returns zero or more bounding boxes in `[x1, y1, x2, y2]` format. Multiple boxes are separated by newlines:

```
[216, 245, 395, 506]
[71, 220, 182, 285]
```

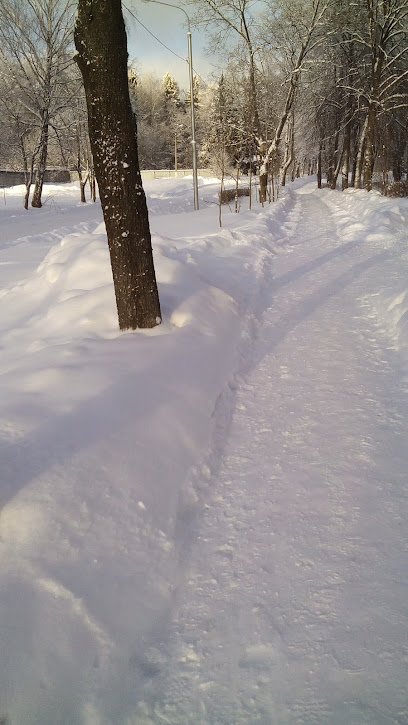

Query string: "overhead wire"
[122, 2, 210, 88]
[123, 3, 189, 65]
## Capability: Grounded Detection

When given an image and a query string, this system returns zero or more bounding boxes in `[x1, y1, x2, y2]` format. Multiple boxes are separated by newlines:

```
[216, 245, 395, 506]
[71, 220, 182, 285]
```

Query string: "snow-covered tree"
[163, 72, 181, 106]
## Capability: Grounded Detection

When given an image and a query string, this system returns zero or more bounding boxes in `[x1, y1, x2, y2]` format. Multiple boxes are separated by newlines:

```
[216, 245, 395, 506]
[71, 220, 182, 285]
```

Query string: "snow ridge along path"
[146, 188, 408, 724]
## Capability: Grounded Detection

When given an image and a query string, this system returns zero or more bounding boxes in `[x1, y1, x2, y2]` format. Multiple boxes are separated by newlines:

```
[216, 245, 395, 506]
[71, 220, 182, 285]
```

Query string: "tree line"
[192, 0, 408, 198]
[1, 0, 406, 208]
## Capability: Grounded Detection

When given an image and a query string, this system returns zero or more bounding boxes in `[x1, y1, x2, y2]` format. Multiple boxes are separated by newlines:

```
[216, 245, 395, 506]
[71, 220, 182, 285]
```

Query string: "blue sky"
[123, 2, 216, 89]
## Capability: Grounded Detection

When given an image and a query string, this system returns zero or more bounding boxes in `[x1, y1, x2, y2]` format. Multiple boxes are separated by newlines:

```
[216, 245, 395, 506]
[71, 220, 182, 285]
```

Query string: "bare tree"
[0, 0, 75, 207]
[0, 77, 40, 207]
[312, 0, 408, 190]
[355, 0, 408, 189]
[193, 0, 330, 201]
[75, 0, 161, 330]
[257, 0, 330, 200]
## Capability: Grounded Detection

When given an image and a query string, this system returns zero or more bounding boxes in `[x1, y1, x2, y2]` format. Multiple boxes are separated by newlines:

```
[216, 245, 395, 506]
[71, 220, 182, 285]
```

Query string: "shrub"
[219, 186, 250, 204]
[380, 180, 408, 197]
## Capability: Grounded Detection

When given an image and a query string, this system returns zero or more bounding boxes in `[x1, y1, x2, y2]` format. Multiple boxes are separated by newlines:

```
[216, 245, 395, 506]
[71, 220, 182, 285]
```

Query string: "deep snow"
[0, 178, 407, 724]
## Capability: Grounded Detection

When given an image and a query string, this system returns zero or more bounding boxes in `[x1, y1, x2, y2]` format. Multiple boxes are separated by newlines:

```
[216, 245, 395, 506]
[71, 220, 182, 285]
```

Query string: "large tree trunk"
[74, 0, 161, 330]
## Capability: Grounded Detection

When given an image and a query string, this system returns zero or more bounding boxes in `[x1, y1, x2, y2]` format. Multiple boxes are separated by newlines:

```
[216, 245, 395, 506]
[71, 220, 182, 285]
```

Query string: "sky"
[123, 1, 216, 89]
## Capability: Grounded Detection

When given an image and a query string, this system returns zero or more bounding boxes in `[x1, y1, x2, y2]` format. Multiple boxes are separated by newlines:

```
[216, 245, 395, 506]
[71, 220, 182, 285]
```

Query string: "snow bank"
[322, 186, 408, 241]
[318, 185, 408, 371]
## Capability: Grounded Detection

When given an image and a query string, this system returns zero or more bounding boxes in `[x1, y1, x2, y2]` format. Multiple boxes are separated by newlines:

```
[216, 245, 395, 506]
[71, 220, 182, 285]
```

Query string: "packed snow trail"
[145, 190, 408, 724]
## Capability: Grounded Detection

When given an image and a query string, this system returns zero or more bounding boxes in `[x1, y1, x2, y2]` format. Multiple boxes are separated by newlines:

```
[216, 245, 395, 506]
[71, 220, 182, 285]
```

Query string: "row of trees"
[0, 0, 406, 207]
[191, 0, 408, 197]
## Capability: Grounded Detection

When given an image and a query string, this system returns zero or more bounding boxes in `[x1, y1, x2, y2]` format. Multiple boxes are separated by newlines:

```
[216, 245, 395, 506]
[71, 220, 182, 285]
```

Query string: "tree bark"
[354, 116, 368, 189]
[31, 112, 49, 208]
[259, 168, 268, 205]
[342, 133, 350, 190]
[280, 111, 294, 187]
[74, 0, 161, 330]
[362, 102, 377, 191]
[317, 138, 323, 189]
[20, 132, 36, 210]
[342, 104, 352, 190]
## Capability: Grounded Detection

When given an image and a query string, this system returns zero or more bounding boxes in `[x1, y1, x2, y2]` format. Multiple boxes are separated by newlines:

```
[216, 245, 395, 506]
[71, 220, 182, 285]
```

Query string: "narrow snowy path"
[147, 191, 408, 724]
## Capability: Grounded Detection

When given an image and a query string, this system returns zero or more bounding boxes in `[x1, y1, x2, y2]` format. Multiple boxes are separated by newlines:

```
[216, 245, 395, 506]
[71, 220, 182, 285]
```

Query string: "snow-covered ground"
[0, 178, 407, 724]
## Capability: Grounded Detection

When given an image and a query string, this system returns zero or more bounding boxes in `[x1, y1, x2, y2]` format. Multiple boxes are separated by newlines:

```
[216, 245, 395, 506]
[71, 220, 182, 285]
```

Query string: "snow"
[1, 177, 408, 724]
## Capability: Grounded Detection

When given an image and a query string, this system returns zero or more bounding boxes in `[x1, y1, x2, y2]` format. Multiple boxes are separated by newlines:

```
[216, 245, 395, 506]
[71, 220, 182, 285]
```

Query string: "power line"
[123, 3, 188, 65]
[122, 2, 210, 88]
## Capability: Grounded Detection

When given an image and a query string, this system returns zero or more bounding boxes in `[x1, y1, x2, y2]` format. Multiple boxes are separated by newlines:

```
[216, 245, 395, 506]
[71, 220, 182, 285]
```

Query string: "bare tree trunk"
[20, 133, 36, 210]
[342, 117, 351, 190]
[291, 156, 296, 182]
[259, 165, 268, 205]
[75, 0, 161, 330]
[218, 157, 225, 227]
[75, 125, 89, 203]
[80, 175, 88, 203]
[328, 128, 341, 189]
[350, 123, 358, 187]
[79, 165, 89, 203]
[354, 116, 368, 189]
[24, 157, 36, 210]
[249, 159, 252, 210]
[393, 157, 403, 182]
[89, 163, 96, 202]
[31, 112, 49, 208]
[330, 134, 344, 191]
[363, 104, 377, 191]
[356, 51, 383, 191]
[317, 139, 323, 189]
[259, 172, 268, 204]
[77, 150, 88, 203]
[280, 111, 294, 187]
